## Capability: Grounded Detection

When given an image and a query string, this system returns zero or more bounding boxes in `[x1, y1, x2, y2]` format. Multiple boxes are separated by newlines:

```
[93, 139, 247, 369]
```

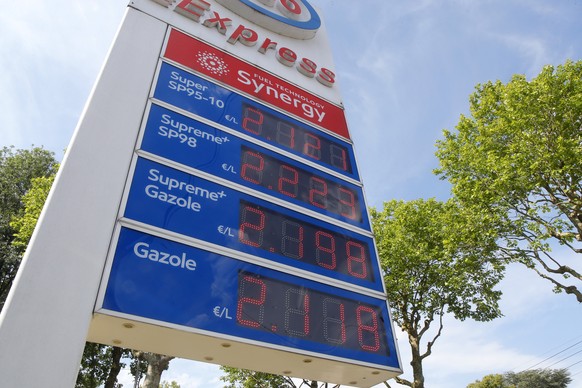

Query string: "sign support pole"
[0, 8, 165, 386]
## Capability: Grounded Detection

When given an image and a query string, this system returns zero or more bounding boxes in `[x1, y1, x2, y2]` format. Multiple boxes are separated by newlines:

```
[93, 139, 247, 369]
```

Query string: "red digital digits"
[240, 147, 360, 222]
[241, 105, 351, 174]
[236, 275, 266, 328]
[236, 272, 384, 354]
[237, 202, 370, 281]
[357, 306, 381, 352]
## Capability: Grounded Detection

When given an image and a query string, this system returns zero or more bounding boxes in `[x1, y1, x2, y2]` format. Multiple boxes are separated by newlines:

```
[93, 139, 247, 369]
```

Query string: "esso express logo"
[216, 0, 321, 39]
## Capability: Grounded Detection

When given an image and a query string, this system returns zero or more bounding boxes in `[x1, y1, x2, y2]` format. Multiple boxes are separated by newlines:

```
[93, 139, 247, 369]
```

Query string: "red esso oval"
[216, 0, 322, 40]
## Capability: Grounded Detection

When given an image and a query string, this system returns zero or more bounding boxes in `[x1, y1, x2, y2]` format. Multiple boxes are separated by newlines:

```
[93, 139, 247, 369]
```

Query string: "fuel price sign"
[91, 4, 402, 386]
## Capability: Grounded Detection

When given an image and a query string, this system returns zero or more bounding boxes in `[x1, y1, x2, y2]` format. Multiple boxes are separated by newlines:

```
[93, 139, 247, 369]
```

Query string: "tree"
[10, 174, 57, 249]
[76, 343, 110, 388]
[503, 368, 571, 387]
[160, 381, 181, 388]
[219, 367, 342, 388]
[0, 146, 58, 310]
[435, 60, 582, 302]
[133, 351, 175, 388]
[370, 199, 504, 388]
[467, 368, 571, 388]
[466, 374, 504, 388]
[220, 366, 296, 388]
[76, 343, 130, 388]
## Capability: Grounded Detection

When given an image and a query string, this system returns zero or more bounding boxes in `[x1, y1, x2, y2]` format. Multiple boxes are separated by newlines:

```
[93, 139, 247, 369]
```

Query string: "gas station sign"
[88, 0, 403, 386]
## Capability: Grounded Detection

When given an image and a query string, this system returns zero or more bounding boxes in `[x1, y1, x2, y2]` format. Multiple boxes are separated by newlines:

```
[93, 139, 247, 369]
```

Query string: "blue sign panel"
[123, 157, 383, 292]
[140, 103, 371, 230]
[153, 62, 360, 181]
[103, 227, 399, 368]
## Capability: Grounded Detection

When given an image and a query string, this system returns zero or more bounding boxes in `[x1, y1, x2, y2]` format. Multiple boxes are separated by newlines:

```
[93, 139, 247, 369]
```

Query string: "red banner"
[163, 29, 350, 139]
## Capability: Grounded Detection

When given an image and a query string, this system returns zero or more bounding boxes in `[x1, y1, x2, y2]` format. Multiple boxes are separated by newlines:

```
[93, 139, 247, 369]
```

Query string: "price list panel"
[97, 27, 399, 377]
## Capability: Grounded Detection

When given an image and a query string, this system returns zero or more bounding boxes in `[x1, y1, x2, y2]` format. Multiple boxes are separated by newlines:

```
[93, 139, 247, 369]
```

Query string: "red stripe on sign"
[164, 29, 350, 140]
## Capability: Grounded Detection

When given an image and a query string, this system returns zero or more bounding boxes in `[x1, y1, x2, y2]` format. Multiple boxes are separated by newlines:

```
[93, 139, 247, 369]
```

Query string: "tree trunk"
[104, 346, 124, 388]
[409, 337, 425, 388]
[140, 353, 174, 388]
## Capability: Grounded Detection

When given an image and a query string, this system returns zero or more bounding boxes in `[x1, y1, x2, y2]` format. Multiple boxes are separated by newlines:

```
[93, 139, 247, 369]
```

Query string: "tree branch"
[531, 265, 582, 302]
[394, 376, 413, 387]
[421, 308, 445, 360]
[531, 248, 582, 280]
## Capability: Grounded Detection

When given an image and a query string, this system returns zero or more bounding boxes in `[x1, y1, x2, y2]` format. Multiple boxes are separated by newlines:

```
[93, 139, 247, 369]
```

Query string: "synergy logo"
[215, 0, 321, 39]
[196, 51, 230, 76]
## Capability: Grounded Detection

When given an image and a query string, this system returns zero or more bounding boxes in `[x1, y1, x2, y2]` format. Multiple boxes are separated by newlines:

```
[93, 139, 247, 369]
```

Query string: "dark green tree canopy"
[435, 60, 582, 302]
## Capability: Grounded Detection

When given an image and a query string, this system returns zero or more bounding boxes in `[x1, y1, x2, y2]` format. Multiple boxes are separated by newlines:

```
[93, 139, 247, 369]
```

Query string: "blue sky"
[1, 1, 581, 387]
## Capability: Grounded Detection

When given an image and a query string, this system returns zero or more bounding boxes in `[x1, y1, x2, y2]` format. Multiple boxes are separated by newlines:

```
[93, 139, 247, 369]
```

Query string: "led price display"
[240, 103, 352, 174]
[139, 103, 370, 230]
[123, 157, 383, 292]
[101, 227, 398, 367]
[239, 145, 361, 222]
[237, 271, 388, 354]
[152, 62, 360, 181]
[239, 200, 371, 281]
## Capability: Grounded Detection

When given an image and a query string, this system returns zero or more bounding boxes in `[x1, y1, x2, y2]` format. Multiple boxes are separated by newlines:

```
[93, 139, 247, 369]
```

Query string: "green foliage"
[220, 366, 295, 388]
[467, 368, 571, 388]
[10, 173, 57, 249]
[76, 343, 129, 388]
[371, 199, 504, 324]
[160, 381, 182, 388]
[467, 374, 504, 388]
[371, 199, 504, 388]
[76, 343, 118, 388]
[504, 368, 571, 387]
[0, 146, 58, 310]
[435, 60, 582, 302]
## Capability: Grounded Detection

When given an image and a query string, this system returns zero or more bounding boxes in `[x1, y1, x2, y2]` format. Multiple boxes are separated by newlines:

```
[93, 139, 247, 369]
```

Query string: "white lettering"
[147, 169, 226, 201]
[237, 70, 252, 86]
[159, 114, 226, 145]
[238, 73, 327, 123]
[145, 184, 202, 212]
[134, 242, 197, 271]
